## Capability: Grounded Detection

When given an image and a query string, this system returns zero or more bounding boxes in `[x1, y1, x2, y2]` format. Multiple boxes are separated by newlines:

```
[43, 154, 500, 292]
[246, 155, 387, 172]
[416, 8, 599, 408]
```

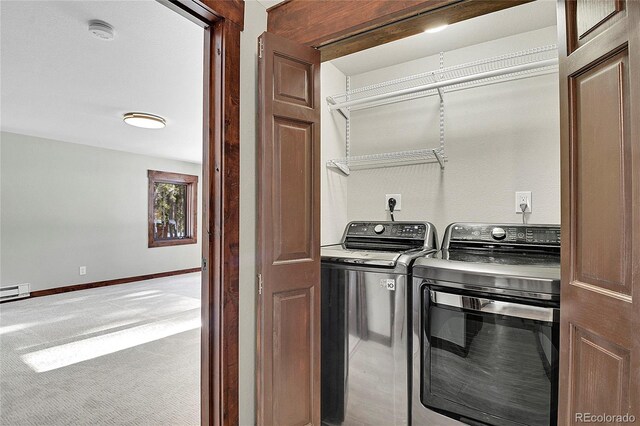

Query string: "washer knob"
[374, 224, 385, 234]
[491, 227, 506, 240]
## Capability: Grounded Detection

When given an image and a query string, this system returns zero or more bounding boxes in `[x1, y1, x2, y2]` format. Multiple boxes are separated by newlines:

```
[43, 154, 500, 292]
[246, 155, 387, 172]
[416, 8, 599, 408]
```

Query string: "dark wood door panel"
[576, 0, 622, 39]
[558, 0, 639, 424]
[572, 49, 631, 296]
[562, 284, 633, 349]
[273, 288, 315, 426]
[567, 0, 626, 53]
[274, 54, 314, 107]
[569, 325, 631, 417]
[257, 31, 321, 426]
[273, 118, 314, 264]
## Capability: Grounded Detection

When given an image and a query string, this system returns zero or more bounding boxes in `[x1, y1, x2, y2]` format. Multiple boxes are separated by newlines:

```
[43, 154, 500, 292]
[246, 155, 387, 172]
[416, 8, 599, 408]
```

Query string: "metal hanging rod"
[326, 45, 558, 116]
[328, 57, 557, 112]
[340, 67, 558, 112]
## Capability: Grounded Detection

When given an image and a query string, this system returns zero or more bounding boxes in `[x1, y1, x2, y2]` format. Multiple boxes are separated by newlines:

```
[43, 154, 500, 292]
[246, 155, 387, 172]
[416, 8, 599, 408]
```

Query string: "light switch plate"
[515, 191, 532, 213]
[385, 194, 402, 211]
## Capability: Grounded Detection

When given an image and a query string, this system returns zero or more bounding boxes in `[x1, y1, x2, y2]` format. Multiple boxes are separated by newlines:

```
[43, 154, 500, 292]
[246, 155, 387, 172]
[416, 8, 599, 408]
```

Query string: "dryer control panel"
[447, 223, 561, 246]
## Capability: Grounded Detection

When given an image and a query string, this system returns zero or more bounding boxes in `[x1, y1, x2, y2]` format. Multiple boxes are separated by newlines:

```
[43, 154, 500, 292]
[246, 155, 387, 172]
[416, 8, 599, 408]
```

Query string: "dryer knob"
[491, 227, 507, 240]
[374, 224, 385, 234]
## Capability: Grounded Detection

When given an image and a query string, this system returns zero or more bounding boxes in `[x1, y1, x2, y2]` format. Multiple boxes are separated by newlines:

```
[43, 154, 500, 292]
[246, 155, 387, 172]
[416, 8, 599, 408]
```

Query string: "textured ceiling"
[1, 0, 204, 163]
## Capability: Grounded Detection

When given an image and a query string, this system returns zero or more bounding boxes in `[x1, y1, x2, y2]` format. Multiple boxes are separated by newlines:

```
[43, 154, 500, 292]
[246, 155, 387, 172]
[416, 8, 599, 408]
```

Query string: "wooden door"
[558, 1, 639, 424]
[256, 31, 321, 426]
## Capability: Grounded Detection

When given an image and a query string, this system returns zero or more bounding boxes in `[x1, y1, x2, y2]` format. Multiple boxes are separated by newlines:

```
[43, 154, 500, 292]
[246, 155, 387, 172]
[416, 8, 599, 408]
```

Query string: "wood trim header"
[267, 0, 532, 61]
[201, 0, 244, 29]
[268, 0, 456, 46]
[148, 169, 199, 184]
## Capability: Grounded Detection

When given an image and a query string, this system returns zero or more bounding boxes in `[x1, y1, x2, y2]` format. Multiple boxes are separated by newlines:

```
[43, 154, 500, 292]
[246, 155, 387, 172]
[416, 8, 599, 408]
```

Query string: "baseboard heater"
[0, 284, 30, 301]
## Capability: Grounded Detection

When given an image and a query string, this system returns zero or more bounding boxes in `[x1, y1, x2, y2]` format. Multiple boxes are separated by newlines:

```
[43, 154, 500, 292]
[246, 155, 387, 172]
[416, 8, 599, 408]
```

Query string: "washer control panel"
[346, 222, 427, 240]
[449, 223, 560, 245]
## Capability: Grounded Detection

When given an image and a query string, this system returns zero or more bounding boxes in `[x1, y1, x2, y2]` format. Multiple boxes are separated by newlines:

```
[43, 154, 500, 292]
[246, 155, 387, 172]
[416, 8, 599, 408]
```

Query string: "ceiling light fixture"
[123, 112, 166, 129]
[424, 24, 449, 34]
[88, 20, 115, 41]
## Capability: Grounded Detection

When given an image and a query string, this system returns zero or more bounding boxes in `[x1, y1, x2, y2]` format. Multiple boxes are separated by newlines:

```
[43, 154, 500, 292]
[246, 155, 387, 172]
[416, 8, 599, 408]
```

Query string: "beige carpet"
[0, 273, 201, 426]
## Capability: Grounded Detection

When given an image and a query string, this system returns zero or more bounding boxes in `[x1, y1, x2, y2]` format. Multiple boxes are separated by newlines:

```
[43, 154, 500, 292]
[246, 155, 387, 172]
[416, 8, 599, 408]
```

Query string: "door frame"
[259, 1, 548, 423]
[159, 1, 243, 426]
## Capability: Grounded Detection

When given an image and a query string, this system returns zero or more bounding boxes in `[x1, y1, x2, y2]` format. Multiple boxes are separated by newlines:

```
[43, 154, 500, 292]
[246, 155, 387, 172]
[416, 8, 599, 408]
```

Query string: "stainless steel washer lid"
[321, 221, 439, 269]
[321, 245, 401, 267]
[413, 253, 560, 297]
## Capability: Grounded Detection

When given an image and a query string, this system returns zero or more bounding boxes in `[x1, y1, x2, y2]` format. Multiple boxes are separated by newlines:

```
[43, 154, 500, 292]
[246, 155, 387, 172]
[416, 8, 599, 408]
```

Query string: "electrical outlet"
[515, 191, 532, 213]
[385, 194, 402, 211]
[79, 266, 87, 276]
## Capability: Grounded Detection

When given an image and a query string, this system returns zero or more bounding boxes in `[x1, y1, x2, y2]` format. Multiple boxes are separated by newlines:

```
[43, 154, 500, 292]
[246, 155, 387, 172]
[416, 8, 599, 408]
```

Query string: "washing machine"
[321, 221, 439, 426]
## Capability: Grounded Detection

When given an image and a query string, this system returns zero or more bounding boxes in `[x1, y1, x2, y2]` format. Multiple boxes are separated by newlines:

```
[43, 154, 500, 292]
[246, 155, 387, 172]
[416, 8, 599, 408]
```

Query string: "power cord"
[520, 202, 528, 224]
[388, 198, 397, 222]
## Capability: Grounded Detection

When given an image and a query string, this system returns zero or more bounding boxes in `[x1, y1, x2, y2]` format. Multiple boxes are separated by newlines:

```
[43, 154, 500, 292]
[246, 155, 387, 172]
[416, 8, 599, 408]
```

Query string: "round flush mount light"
[123, 112, 166, 129]
[88, 20, 115, 41]
[424, 24, 449, 34]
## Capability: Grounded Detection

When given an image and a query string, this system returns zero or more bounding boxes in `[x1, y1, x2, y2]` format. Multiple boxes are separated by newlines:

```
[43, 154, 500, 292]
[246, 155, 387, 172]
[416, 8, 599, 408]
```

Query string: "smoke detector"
[88, 20, 115, 41]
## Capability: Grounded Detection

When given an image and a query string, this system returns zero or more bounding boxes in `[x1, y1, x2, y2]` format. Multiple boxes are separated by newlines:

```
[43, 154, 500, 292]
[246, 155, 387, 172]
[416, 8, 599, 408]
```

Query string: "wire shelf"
[327, 147, 446, 175]
[326, 45, 558, 175]
[327, 45, 558, 113]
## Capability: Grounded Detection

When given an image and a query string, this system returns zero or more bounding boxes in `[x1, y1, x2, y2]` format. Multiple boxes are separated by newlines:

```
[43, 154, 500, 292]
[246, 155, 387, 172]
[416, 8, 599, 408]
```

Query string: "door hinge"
[258, 38, 264, 59]
[202, 258, 207, 271]
[257, 273, 263, 295]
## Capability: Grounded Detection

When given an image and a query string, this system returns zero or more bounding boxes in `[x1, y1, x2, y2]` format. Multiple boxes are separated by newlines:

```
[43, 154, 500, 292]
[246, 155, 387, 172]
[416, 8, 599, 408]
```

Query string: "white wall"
[321, 62, 348, 245]
[340, 26, 560, 235]
[0, 131, 201, 292]
[238, 1, 267, 424]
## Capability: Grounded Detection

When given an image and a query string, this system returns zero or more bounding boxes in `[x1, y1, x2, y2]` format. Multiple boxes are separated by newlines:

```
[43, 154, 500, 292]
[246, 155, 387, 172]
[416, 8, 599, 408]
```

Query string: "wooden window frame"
[148, 170, 199, 248]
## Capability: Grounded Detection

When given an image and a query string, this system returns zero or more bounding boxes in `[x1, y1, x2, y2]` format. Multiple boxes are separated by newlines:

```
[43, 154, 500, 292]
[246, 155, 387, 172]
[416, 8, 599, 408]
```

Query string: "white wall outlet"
[385, 194, 402, 211]
[515, 191, 532, 213]
[79, 266, 87, 276]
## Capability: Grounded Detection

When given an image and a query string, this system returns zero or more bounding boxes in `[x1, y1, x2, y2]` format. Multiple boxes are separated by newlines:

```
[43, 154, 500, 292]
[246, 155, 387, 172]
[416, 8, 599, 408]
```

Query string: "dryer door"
[422, 288, 559, 426]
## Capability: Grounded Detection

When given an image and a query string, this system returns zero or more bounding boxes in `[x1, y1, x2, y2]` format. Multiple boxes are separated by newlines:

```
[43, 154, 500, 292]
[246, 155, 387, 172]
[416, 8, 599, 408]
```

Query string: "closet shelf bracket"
[433, 149, 444, 170]
[327, 159, 351, 175]
[327, 96, 349, 120]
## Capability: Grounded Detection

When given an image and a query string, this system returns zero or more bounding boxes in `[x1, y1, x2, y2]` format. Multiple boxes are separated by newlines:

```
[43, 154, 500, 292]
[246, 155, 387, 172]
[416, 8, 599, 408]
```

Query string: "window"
[148, 170, 198, 247]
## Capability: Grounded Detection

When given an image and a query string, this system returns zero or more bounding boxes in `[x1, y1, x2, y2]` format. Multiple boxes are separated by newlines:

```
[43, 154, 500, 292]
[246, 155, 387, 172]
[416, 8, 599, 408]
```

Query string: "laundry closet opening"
[320, 1, 560, 240]
[318, 1, 561, 425]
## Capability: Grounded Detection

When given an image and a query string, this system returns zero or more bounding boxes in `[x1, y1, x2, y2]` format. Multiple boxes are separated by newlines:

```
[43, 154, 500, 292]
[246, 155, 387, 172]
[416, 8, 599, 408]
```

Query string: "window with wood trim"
[148, 170, 198, 248]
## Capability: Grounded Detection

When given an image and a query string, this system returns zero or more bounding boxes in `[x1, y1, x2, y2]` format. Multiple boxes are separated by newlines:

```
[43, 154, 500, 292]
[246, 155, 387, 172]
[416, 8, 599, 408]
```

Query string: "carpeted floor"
[0, 273, 201, 426]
